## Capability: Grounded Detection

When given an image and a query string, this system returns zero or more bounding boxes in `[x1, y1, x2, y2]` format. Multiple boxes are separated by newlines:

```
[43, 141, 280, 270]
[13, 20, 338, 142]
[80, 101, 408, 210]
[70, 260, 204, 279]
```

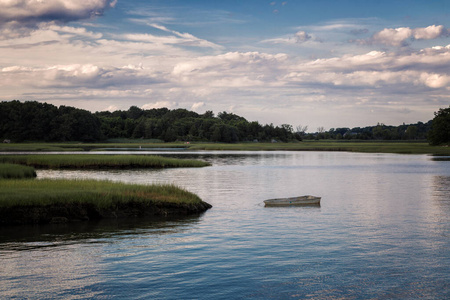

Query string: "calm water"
[1, 151, 449, 299]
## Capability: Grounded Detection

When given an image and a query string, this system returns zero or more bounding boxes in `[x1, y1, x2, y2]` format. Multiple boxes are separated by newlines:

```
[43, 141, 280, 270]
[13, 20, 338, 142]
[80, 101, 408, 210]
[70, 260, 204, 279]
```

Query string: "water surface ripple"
[1, 151, 449, 299]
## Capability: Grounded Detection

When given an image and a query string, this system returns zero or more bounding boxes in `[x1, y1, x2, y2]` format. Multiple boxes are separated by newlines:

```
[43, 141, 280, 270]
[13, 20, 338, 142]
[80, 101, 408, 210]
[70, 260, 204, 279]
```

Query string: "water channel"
[1, 151, 449, 299]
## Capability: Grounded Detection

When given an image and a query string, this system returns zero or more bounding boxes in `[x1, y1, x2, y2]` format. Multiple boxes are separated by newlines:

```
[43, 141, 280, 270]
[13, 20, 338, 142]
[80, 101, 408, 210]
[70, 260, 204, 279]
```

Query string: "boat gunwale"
[263, 195, 321, 206]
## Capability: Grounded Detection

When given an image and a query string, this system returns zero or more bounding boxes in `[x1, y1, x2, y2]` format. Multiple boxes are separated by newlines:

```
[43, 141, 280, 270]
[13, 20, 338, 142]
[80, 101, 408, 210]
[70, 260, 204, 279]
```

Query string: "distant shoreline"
[1, 141, 449, 155]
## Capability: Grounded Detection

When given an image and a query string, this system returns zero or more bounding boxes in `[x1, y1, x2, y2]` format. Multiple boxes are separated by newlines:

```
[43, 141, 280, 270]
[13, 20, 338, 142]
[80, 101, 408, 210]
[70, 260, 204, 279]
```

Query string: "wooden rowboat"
[264, 195, 321, 206]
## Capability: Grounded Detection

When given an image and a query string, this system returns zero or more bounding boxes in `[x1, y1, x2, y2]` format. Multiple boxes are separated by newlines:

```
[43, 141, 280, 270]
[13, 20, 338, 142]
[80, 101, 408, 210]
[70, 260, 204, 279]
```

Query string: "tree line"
[1, 101, 449, 145]
[302, 122, 431, 141]
[0, 101, 295, 143]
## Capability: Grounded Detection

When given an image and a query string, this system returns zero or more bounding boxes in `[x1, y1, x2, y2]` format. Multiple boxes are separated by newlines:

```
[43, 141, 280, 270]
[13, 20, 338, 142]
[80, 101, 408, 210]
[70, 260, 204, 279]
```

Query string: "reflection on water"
[1, 151, 450, 299]
[0, 215, 205, 299]
[0, 215, 204, 251]
[433, 175, 450, 198]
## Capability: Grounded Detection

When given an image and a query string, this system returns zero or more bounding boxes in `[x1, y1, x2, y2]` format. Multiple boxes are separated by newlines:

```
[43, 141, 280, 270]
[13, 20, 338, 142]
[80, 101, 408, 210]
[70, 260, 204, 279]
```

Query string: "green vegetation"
[1, 100, 449, 151]
[0, 154, 210, 169]
[0, 180, 202, 208]
[428, 106, 450, 146]
[0, 142, 85, 152]
[0, 179, 212, 224]
[186, 141, 450, 155]
[0, 100, 102, 142]
[0, 101, 295, 143]
[303, 122, 431, 141]
[0, 141, 449, 155]
[0, 163, 36, 179]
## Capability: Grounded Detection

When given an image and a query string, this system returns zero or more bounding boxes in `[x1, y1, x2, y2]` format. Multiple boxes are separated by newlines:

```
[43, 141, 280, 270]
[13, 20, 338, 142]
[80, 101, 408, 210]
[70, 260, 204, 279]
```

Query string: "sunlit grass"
[0, 163, 36, 179]
[0, 154, 210, 169]
[0, 179, 203, 208]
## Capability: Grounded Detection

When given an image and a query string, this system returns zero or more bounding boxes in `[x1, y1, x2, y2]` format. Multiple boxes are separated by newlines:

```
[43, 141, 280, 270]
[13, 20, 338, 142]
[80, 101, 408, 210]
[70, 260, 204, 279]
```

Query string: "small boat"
[264, 195, 321, 206]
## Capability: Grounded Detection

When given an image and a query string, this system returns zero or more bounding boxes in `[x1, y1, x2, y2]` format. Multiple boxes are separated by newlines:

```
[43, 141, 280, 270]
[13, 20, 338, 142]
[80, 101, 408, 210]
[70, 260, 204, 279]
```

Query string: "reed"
[0, 163, 36, 179]
[0, 179, 203, 208]
[0, 154, 210, 169]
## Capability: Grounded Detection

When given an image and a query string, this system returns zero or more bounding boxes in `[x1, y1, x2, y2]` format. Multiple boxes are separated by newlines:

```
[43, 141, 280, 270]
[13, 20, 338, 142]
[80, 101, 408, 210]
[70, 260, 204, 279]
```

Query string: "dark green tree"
[428, 106, 450, 145]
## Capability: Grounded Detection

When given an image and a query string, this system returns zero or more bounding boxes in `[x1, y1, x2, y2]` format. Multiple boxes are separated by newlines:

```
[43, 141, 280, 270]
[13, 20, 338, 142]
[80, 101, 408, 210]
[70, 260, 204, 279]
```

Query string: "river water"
[1, 151, 449, 299]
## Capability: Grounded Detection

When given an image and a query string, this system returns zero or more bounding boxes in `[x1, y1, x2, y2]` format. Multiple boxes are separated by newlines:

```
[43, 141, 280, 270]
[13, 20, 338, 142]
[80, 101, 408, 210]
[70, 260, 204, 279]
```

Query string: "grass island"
[0, 154, 212, 225]
[0, 179, 212, 225]
[0, 154, 211, 169]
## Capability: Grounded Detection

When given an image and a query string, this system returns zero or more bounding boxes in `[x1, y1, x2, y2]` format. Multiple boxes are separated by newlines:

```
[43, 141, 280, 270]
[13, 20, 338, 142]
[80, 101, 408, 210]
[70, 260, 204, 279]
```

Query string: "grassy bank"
[0, 163, 36, 179]
[187, 141, 450, 155]
[0, 154, 210, 169]
[0, 179, 212, 224]
[0, 179, 203, 207]
[0, 141, 449, 155]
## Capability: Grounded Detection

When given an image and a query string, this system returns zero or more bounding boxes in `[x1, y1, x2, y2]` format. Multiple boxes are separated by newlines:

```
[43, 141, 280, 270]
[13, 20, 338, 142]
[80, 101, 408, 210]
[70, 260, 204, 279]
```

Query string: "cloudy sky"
[1, 0, 449, 130]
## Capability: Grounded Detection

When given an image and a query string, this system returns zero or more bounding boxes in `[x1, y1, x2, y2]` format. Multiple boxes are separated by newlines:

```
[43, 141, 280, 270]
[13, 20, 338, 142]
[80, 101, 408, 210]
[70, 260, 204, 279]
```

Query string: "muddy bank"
[0, 200, 212, 225]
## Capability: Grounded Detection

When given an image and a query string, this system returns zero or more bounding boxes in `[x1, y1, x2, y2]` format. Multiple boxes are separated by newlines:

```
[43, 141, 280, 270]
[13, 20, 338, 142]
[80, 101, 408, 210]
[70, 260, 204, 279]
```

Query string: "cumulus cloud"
[370, 25, 448, 46]
[172, 51, 287, 88]
[0, 63, 161, 89]
[412, 25, 447, 39]
[285, 45, 450, 91]
[0, 0, 115, 25]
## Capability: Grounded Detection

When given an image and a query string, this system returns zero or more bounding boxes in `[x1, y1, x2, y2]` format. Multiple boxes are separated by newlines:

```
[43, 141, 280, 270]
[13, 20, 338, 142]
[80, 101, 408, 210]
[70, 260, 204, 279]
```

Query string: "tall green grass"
[0, 154, 210, 169]
[0, 179, 202, 208]
[0, 163, 36, 179]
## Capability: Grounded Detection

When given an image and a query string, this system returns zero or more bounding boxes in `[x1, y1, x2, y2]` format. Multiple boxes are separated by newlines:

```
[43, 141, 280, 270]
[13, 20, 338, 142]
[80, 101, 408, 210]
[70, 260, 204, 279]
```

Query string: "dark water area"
[1, 151, 449, 299]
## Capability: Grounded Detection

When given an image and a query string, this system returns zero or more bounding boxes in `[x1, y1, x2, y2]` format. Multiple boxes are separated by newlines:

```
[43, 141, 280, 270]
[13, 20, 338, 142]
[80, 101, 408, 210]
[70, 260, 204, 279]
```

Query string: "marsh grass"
[0, 163, 36, 179]
[0, 154, 210, 169]
[1, 141, 449, 155]
[187, 141, 450, 155]
[0, 179, 202, 208]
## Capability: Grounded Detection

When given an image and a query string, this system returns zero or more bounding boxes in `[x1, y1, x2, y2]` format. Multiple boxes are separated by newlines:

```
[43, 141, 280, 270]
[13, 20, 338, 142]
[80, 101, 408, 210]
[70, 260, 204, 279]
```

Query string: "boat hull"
[264, 195, 321, 206]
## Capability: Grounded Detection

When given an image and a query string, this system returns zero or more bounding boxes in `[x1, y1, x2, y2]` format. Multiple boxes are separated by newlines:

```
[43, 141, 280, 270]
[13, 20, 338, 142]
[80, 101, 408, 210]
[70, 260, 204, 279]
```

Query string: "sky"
[0, 0, 449, 131]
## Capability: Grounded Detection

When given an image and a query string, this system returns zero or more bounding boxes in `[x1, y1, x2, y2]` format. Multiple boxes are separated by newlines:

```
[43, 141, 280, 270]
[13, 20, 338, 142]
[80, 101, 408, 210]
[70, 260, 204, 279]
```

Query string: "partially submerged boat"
[264, 195, 321, 207]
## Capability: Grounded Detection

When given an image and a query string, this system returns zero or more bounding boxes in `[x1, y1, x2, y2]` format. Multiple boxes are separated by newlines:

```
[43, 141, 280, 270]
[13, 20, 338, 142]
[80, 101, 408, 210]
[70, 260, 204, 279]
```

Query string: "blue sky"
[1, 0, 449, 130]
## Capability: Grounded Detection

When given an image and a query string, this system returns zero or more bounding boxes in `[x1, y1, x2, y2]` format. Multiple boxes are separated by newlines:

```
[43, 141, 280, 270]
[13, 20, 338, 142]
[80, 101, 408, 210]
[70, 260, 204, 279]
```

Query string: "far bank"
[1, 141, 449, 155]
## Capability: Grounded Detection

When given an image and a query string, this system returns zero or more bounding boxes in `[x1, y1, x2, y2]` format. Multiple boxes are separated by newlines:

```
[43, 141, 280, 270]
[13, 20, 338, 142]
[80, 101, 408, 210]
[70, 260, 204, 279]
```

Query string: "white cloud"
[45, 24, 103, 39]
[413, 25, 446, 40]
[420, 73, 450, 88]
[171, 51, 288, 88]
[370, 25, 448, 46]
[0, 63, 160, 88]
[372, 27, 413, 46]
[142, 101, 178, 110]
[122, 30, 222, 50]
[191, 102, 205, 111]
